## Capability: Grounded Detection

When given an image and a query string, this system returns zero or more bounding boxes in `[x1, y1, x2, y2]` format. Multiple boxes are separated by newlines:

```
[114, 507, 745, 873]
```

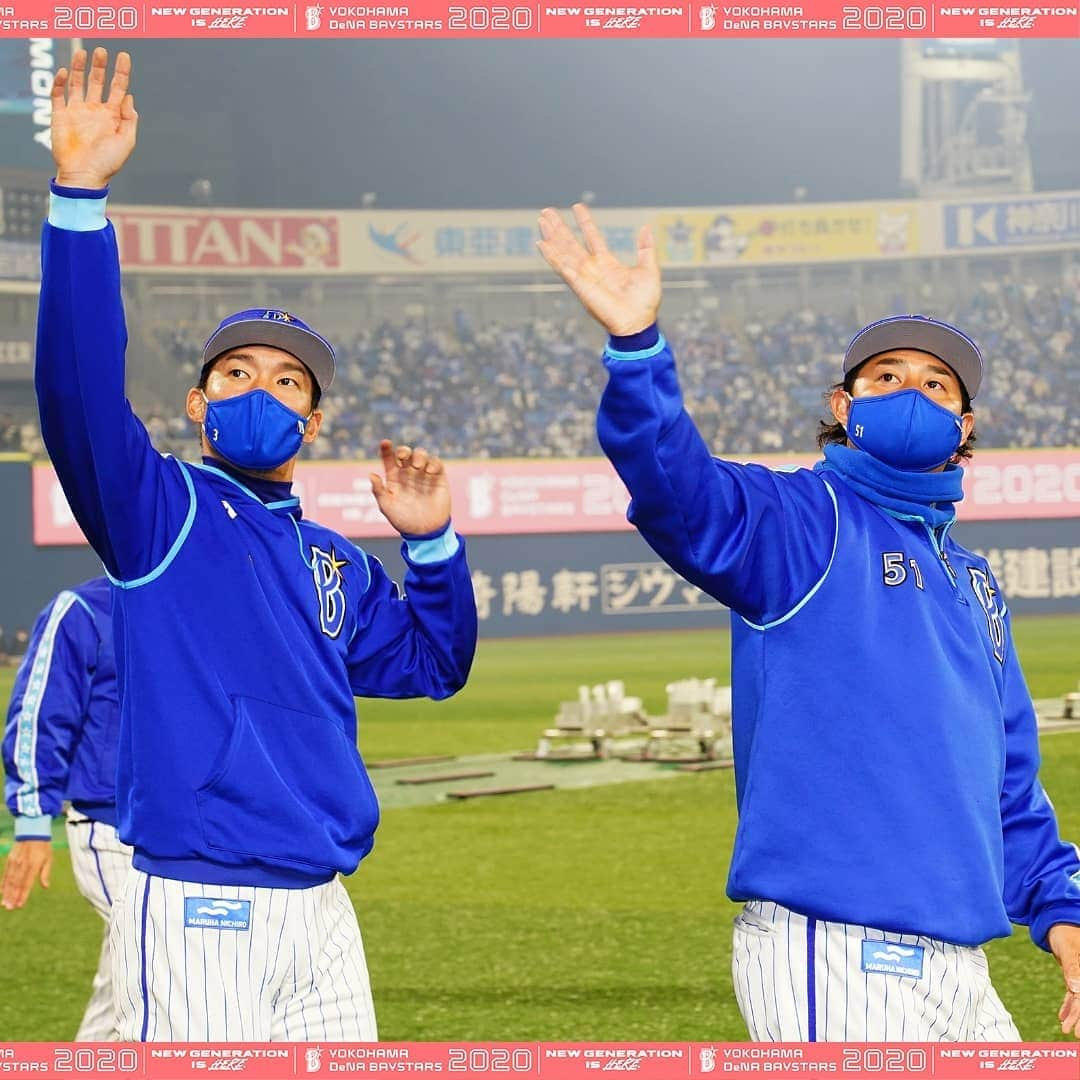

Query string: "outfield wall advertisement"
[81, 192, 1080, 274]
[99, 201, 927, 276]
[8, 192, 1080, 278]
[6, 500, 1079, 639]
[944, 193, 1080, 254]
[110, 207, 345, 272]
[12, 453, 1080, 637]
[30, 450, 1080, 547]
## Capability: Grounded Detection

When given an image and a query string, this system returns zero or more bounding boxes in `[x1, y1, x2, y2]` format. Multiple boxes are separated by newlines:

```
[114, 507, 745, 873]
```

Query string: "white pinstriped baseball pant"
[65, 809, 134, 1041]
[732, 900, 1021, 1042]
[109, 869, 378, 1042]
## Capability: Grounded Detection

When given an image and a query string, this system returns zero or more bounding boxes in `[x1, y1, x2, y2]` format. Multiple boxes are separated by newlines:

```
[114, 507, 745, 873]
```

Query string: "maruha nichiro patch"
[183, 897, 252, 931]
[860, 940, 924, 978]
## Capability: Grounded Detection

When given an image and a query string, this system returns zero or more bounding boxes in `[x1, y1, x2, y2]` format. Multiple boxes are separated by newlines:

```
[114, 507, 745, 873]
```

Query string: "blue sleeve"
[997, 610, 1080, 950]
[346, 535, 477, 700]
[2, 593, 98, 836]
[36, 188, 193, 582]
[597, 330, 837, 624]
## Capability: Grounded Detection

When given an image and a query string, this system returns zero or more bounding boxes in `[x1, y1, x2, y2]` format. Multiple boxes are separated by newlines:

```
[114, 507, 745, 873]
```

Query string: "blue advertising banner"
[944, 194, 1080, 251]
[369, 520, 1080, 636]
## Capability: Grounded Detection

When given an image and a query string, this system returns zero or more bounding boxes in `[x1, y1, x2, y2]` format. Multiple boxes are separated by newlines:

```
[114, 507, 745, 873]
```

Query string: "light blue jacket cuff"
[14, 814, 52, 840]
[605, 329, 667, 362]
[49, 192, 109, 232]
[404, 523, 460, 564]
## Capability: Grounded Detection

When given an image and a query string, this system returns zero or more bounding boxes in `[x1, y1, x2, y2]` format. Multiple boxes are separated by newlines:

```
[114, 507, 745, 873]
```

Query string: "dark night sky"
[24, 39, 1080, 209]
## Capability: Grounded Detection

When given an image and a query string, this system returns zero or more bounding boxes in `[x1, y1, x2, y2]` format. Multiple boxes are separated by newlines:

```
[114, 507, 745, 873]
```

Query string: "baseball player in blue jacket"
[538, 204, 1080, 1041]
[2, 577, 131, 1040]
[36, 49, 477, 1042]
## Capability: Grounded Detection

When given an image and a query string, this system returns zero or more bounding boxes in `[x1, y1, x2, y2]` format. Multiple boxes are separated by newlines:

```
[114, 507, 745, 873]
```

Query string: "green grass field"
[2, 617, 1080, 1042]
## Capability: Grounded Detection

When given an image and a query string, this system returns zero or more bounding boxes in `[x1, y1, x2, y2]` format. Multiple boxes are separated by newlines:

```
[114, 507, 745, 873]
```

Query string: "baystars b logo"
[968, 565, 1006, 665]
[311, 544, 349, 639]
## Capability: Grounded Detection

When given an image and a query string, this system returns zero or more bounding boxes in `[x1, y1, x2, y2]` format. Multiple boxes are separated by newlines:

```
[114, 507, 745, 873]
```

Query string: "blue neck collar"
[813, 444, 964, 529]
[200, 456, 296, 508]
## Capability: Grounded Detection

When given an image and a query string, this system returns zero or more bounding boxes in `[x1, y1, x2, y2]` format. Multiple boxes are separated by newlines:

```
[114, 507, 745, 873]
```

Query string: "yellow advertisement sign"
[654, 202, 919, 267]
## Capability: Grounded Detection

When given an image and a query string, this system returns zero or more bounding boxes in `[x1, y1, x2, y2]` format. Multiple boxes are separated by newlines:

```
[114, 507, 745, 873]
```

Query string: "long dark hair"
[816, 371, 976, 461]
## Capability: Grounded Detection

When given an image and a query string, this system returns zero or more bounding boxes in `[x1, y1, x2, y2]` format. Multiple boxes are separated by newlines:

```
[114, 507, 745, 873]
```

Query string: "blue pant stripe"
[87, 822, 113, 906]
[139, 877, 152, 1041]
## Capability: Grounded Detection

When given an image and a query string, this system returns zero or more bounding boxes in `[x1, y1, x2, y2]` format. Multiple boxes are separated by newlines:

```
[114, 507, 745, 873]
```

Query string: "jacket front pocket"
[196, 695, 379, 871]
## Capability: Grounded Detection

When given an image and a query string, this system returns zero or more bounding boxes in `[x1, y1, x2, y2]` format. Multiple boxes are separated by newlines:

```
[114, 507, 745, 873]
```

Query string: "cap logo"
[261, 310, 294, 323]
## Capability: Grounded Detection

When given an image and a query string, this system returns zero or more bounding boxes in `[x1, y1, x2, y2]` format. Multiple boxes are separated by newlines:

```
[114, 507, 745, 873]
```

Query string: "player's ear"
[961, 411, 975, 443]
[829, 388, 850, 428]
[303, 409, 323, 445]
[186, 387, 207, 424]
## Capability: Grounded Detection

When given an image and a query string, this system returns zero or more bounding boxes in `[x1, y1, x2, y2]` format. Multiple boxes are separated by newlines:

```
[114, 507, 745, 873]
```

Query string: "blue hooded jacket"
[597, 326, 1080, 950]
[35, 186, 478, 888]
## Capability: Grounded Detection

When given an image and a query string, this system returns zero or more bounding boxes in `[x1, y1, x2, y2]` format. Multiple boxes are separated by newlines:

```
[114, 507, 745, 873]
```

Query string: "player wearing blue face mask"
[36, 48, 478, 1043]
[538, 203, 1080, 1043]
[189, 311, 328, 470]
[828, 314, 978, 473]
[190, 308, 334, 472]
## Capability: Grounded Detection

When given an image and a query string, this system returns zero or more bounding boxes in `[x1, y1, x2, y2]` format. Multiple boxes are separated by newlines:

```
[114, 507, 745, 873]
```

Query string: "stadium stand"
[4, 271, 1080, 461]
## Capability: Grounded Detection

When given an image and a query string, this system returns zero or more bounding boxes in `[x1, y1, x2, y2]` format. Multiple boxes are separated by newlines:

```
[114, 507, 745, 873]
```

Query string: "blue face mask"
[202, 389, 309, 471]
[845, 388, 964, 472]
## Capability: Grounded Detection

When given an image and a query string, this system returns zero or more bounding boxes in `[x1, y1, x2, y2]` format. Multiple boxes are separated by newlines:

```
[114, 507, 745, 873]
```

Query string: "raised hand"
[536, 203, 662, 337]
[370, 440, 452, 538]
[52, 47, 137, 189]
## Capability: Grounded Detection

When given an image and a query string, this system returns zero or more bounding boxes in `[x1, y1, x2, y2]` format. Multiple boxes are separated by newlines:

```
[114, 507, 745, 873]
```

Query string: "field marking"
[368, 750, 719, 809]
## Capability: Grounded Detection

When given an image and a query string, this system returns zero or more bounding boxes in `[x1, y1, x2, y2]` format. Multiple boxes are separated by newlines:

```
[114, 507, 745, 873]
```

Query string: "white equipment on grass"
[641, 677, 733, 761]
[535, 677, 734, 762]
[1033, 678, 1080, 732]
[536, 681, 646, 759]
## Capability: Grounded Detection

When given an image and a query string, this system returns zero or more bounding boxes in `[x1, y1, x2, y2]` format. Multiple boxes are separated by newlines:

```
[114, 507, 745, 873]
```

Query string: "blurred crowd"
[948, 279, 1080, 449]
[4, 277, 1080, 460]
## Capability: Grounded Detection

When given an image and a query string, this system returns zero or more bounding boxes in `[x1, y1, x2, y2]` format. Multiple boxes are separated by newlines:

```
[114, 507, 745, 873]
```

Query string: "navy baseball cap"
[843, 314, 983, 399]
[202, 309, 336, 393]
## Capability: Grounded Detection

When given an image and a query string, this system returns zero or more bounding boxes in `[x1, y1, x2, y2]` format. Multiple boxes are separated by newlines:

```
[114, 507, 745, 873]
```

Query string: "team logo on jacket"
[311, 544, 349, 639]
[184, 898, 251, 931]
[860, 941, 924, 978]
[967, 566, 1006, 665]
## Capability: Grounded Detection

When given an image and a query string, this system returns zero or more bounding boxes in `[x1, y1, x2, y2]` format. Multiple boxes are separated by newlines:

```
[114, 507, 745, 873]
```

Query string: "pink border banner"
[3, 2, 1080, 37]
[31, 449, 1080, 547]
[0, 1042, 1076, 1079]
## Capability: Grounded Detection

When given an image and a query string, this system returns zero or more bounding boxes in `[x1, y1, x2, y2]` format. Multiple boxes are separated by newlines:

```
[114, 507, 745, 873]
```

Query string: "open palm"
[52, 48, 137, 189]
[537, 204, 661, 336]
[370, 440, 452, 537]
